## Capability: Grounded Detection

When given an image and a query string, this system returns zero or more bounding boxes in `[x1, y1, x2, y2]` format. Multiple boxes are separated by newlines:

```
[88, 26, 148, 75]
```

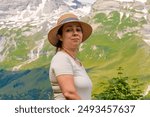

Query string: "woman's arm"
[56, 74, 81, 100]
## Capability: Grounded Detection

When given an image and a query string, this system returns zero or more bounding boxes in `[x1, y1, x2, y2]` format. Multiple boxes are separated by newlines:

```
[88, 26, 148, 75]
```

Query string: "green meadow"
[0, 11, 150, 99]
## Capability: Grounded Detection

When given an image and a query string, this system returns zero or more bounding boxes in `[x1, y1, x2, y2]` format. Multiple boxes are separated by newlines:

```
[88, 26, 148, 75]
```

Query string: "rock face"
[0, 0, 93, 68]
[0, 0, 94, 100]
[92, 0, 150, 20]
[0, 0, 59, 19]
[0, 0, 92, 29]
[91, 0, 150, 45]
[0, 0, 67, 29]
[0, 0, 91, 20]
[92, 0, 120, 14]
[0, 0, 150, 100]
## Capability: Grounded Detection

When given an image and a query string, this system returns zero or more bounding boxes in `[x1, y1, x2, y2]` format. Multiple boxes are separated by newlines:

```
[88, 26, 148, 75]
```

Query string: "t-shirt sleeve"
[51, 54, 74, 77]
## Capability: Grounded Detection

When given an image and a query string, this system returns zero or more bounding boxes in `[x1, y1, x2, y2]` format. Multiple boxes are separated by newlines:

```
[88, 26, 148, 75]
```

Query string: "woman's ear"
[57, 34, 63, 41]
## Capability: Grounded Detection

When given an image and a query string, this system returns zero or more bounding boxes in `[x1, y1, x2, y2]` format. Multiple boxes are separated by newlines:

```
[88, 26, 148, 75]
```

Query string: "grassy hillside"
[80, 33, 150, 95]
[0, 25, 54, 69]
[0, 11, 150, 99]
[78, 11, 150, 95]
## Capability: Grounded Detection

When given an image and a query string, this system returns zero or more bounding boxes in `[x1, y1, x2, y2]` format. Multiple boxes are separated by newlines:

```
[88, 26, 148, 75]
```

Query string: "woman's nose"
[73, 29, 78, 35]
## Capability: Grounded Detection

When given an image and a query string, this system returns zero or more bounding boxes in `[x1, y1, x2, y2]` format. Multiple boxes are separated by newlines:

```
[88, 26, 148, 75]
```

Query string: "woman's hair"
[56, 26, 63, 53]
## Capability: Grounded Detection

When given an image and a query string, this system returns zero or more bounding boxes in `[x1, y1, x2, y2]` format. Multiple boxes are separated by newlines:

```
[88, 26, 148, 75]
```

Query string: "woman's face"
[58, 22, 83, 49]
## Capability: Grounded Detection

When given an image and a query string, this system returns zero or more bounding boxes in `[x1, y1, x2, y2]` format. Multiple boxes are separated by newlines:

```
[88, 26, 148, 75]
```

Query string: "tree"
[94, 67, 143, 100]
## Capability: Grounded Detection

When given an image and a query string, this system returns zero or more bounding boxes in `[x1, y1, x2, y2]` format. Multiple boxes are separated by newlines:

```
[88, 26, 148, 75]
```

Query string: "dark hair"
[55, 26, 63, 53]
[55, 40, 62, 52]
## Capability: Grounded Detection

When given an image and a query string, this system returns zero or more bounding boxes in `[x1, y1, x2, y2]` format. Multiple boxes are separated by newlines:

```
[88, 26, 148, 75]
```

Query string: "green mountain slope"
[78, 11, 150, 95]
[0, 11, 150, 99]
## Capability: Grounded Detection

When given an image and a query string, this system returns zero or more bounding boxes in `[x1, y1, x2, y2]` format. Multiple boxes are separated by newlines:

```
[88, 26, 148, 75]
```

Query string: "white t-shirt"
[49, 51, 92, 100]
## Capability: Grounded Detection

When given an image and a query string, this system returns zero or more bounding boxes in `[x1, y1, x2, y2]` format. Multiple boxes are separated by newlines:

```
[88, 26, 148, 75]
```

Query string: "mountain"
[84, 0, 150, 95]
[0, 0, 150, 99]
[0, 0, 92, 70]
[0, 0, 94, 99]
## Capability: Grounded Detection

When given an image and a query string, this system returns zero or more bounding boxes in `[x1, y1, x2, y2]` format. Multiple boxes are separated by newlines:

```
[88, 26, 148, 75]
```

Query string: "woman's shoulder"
[54, 51, 68, 57]
[52, 51, 69, 61]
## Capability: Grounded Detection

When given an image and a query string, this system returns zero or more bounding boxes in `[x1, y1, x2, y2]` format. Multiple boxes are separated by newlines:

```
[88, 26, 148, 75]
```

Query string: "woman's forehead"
[63, 22, 81, 28]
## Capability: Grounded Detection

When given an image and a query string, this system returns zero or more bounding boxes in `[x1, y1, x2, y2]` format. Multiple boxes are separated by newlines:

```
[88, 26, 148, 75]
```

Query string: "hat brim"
[48, 20, 92, 47]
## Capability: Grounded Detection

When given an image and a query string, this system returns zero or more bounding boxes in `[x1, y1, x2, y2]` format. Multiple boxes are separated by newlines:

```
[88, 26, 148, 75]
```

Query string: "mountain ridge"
[0, 0, 150, 99]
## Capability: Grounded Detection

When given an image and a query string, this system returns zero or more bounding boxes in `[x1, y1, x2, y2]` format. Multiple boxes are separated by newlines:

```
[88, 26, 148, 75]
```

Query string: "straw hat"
[48, 13, 92, 47]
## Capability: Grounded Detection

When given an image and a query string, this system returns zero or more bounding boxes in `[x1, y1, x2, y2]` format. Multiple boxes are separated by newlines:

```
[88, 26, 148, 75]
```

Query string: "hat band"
[59, 17, 79, 25]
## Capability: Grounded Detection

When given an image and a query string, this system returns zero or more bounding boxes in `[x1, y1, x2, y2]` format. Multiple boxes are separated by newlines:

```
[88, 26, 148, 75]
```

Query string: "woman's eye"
[66, 29, 72, 32]
[65, 27, 82, 32]
[76, 28, 82, 32]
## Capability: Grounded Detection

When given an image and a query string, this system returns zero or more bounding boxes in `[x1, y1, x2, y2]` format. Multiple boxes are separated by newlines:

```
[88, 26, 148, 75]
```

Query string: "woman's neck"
[61, 47, 78, 59]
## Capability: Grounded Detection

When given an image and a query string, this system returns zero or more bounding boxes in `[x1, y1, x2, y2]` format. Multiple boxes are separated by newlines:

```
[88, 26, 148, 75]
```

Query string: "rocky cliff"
[0, 0, 150, 99]
[91, 0, 150, 45]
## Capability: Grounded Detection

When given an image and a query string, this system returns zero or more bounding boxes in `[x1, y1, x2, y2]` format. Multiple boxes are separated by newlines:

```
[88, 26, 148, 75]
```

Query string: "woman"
[48, 13, 93, 100]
